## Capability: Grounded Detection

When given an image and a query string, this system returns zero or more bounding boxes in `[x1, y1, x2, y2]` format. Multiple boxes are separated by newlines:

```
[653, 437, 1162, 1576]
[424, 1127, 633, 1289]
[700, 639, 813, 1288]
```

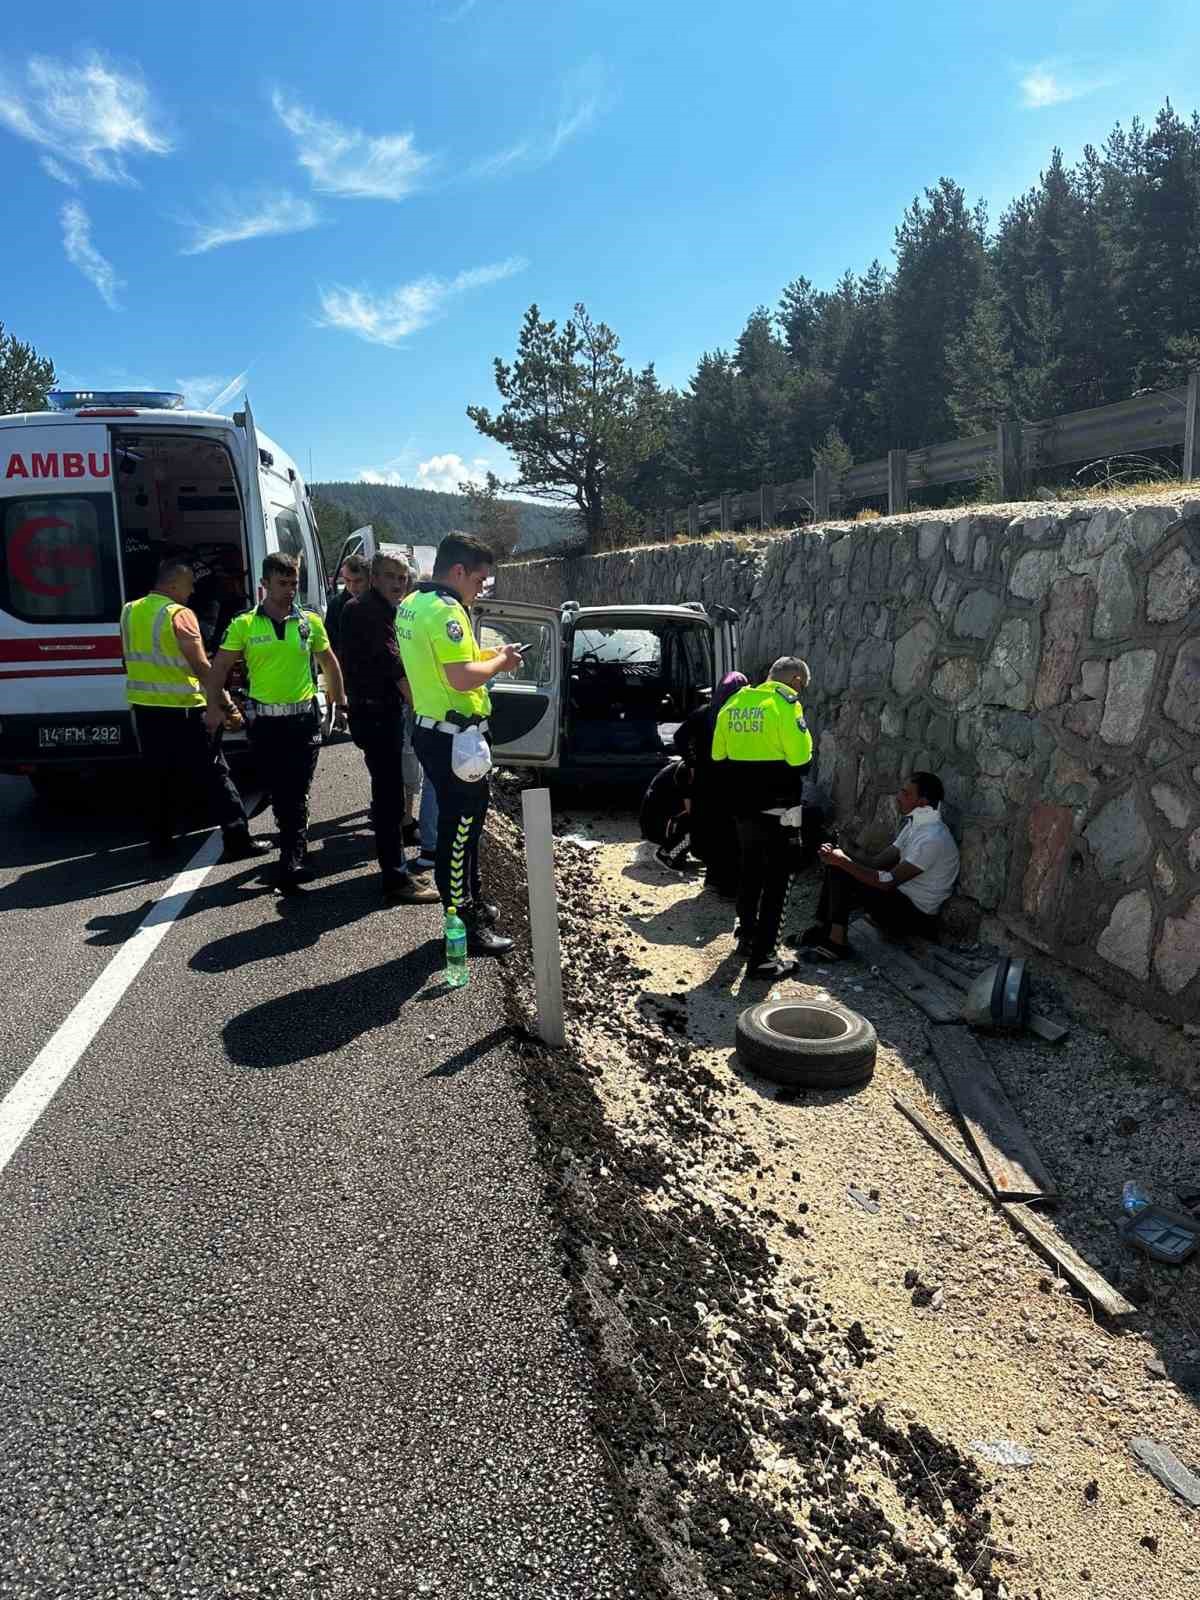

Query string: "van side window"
[478, 619, 553, 685]
[273, 509, 308, 592]
[0, 494, 121, 624]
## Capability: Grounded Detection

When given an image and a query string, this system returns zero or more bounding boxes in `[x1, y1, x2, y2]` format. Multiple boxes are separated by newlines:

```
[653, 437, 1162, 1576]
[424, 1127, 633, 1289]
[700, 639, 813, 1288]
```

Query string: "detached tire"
[736, 1000, 876, 1089]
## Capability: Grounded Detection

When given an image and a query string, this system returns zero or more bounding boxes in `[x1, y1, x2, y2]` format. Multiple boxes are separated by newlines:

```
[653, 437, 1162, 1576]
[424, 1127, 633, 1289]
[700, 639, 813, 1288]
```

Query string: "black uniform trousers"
[735, 812, 795, 963]
[412, 725, 487, 911]
[246, 705, 322, 880]
[348, 704, 411, 885]
[133, 704, 247, 850]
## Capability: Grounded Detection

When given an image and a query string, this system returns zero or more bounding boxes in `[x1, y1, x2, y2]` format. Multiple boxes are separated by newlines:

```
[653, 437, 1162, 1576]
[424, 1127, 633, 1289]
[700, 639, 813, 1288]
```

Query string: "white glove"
[779, 804, 804, 829]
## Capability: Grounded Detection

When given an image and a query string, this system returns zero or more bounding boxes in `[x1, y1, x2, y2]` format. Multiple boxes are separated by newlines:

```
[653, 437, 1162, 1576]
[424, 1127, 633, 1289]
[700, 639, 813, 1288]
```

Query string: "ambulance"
[0, 391, 328, 797]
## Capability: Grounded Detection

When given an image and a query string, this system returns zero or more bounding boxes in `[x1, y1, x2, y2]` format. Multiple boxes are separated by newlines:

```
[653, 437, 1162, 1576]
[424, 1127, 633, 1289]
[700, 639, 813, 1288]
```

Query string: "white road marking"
[0, 819, 249, 1176]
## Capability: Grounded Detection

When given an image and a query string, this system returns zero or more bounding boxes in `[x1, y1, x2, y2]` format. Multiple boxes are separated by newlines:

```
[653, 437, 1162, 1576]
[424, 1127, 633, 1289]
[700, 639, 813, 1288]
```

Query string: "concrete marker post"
[521, 786, 566, 1048]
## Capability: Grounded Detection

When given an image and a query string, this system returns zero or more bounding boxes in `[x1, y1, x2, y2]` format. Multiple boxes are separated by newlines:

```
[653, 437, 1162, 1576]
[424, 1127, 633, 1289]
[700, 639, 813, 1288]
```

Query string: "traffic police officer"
[121, 555, 262, 863]
[711, 656, 814, 979]
[395, 532, 520, 956]
[205, 551, 347, 895]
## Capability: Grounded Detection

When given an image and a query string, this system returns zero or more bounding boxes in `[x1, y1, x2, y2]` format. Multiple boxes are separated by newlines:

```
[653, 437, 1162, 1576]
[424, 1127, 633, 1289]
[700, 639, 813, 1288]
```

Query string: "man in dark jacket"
[339, 552, 439, 905]
[711, 657, 813, 979]
[324, 554, 369, 659]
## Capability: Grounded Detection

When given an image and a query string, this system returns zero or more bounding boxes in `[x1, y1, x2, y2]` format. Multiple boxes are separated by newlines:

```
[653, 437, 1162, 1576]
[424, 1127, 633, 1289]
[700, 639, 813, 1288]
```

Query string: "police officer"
[395, 533, 520, 956]
[205, 552, 347, 895]
[121, 556, 263, 864]
[711, 656, 813, 979]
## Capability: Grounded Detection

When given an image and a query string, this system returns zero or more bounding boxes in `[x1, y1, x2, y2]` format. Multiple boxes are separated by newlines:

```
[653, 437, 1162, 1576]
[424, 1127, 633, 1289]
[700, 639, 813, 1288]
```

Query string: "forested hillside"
[310, 480, 575, 559]
[559, 101, 1200, 515]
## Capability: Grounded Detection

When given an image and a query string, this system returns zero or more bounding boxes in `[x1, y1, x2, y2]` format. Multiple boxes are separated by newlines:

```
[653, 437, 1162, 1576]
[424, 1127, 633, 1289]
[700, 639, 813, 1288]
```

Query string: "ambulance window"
[0, 494, 121, 624]
[273, 509, 308, 590]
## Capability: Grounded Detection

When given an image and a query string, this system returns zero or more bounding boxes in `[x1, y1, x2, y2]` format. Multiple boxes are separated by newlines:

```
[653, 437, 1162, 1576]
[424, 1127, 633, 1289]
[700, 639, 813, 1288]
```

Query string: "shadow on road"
[222, 938, 444, 1069]
[424, 1025, 513, 1079]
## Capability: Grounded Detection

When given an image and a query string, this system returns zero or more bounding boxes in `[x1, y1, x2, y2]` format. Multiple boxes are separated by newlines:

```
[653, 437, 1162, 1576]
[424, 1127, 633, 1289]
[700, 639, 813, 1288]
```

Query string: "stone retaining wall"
[499, 499, 1200, 1025]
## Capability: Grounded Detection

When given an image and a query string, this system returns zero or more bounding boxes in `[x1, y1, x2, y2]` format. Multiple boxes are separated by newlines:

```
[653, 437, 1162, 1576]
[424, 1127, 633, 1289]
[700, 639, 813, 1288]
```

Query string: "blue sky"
[2, 0, 1196, 491]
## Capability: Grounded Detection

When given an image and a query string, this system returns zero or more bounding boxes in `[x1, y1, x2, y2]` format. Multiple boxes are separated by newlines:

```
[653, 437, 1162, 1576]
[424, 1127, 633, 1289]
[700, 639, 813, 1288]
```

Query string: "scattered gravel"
[487, 778, 1200, 1600]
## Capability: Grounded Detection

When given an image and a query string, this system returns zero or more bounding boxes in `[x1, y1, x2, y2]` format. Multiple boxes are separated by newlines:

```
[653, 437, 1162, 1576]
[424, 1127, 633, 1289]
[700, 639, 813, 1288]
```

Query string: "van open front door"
[473, 599, 563, 767]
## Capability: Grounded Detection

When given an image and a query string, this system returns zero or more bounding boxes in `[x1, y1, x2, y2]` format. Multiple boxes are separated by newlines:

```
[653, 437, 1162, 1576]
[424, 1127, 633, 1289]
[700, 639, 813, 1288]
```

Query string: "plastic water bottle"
[1122, 1179, 1151, 1216]
[444, 906, 469, 988]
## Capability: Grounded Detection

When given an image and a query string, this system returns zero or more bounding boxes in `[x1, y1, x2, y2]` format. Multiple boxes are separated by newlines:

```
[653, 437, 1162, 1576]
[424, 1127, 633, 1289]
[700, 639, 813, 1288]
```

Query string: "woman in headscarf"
[672, 671, 748, 895]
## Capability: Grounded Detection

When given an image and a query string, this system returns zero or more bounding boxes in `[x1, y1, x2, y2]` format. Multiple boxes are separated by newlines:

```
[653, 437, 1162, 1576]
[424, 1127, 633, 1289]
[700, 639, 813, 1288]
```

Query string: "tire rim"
[756, 1003, 855, 1043]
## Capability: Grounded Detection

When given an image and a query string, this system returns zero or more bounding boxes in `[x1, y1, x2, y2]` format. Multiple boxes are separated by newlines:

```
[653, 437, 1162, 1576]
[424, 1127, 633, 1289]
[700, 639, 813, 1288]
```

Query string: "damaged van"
[0, 390, 326, 796]
[475, 598, 739, 784]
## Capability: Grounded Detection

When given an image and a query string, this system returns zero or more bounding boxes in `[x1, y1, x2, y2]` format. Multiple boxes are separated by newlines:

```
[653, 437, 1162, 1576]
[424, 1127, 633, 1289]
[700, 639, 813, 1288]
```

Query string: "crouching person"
[712, 656, 813, 980]
[799, 770, 960, 962]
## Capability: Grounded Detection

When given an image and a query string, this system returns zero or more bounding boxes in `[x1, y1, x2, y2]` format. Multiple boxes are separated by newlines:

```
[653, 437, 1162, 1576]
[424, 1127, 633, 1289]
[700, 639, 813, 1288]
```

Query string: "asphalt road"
[0, 750, 639, 1599]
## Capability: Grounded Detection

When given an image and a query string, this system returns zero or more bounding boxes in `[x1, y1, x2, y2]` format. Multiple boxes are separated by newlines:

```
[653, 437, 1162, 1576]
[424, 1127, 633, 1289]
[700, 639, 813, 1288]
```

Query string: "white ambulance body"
[0, 391, 327, 793]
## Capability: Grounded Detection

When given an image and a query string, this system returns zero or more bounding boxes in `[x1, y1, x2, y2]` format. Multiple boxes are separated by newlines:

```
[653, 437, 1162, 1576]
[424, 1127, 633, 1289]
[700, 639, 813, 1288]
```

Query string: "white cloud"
[175, 371, 251, 412]
[272, 91, 433, 200]
[61, 200, 122, 309]
[318, 257, 527, 348]
[40, 154, 77, 186]
[180, 191, 320, 254]
[1019, 65, 1109, 108]
[471, 61, 609, 178]
[0, 53, 170, 183]
[358, 453, 496, 493]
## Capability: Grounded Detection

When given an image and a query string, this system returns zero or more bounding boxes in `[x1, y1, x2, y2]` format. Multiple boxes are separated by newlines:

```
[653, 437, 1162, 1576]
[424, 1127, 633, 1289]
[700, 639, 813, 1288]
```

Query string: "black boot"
[476, 900, 501, 926]
[221, 828, 270, 862]
[462, 905, 513, 956]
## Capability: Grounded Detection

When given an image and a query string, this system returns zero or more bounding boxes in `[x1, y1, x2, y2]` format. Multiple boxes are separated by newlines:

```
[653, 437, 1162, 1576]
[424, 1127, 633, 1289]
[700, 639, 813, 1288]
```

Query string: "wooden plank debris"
[919, 947, 1069, 1044]
[894, 1095, 1137, 1320]
[930, 1025, 1057, 1203]
[854, 922, 963, 1023]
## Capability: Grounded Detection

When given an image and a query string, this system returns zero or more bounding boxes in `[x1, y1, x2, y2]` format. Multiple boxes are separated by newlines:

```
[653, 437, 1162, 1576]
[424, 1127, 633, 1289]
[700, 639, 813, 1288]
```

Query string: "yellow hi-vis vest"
[120, 592, 205, 709]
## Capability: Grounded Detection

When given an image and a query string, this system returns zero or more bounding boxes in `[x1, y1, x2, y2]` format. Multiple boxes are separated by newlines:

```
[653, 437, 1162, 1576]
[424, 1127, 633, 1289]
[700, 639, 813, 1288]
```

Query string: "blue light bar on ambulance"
[47, 390, 186, 412]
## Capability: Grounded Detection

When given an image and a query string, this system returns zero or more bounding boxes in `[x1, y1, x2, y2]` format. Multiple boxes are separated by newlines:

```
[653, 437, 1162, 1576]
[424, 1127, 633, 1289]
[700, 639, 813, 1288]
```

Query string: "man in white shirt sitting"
[796, 771, 960, 962]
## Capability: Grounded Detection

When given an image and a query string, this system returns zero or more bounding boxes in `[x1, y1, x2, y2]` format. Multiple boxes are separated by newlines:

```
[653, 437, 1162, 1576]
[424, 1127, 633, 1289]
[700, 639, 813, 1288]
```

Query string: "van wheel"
[735, 999, 876, 1089]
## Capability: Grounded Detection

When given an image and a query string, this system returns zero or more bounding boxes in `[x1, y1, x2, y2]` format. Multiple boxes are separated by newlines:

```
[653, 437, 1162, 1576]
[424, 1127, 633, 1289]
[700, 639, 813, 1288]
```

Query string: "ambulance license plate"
[38, 724, 122, 749]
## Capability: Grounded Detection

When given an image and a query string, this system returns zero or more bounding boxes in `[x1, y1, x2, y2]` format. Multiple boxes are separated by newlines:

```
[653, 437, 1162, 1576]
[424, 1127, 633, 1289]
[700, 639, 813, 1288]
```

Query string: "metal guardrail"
[642, 371, 1199, 537]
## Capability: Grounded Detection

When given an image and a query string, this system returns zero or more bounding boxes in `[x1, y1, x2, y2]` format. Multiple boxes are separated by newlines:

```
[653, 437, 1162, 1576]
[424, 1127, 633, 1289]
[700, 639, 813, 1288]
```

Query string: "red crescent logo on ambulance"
[9, 516, 76, 597]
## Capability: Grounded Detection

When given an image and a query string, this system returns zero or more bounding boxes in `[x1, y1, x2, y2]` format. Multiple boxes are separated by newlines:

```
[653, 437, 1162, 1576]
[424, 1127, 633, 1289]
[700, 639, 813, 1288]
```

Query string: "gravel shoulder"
[489, 782, 1200, 1600]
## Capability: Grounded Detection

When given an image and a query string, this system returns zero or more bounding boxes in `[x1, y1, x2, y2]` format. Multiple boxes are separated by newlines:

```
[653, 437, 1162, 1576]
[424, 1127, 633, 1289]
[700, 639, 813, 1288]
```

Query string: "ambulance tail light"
[48, 390, 186, 412]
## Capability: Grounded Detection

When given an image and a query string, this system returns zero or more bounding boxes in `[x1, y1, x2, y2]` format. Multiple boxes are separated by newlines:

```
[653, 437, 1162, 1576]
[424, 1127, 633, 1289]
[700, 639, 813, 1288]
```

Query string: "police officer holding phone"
[205, 551, 347, 895]
[395, 532, 520, 956]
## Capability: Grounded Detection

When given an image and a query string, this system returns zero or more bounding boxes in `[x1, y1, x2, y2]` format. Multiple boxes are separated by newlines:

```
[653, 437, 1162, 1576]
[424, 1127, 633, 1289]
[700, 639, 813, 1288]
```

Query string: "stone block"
[1093, 545, 1137, 639]
[930, 656, 980, 707]
[918, 521, 945, 560]
[880, 704, 904, 737]
[1155, 854, 1178, 895]
[1065, 699, 1103, 738]
[1076, 658, 1107, 702]
[1147, 544, 1200, 623]
[926, 713, 952, 751]
[961, 825, 1010, 910]
[892, 618, 938, 696]
[1034, 575, 1094, 711]
[1099, 648, 1157, 745]
[1189, 827, 1200, 873]
[1085, 788, 1151, 882]
[953, 588, 1001, 639]
[870, 536, 891, 591]
[932, 569, 959, 620]
[1097, 888, 1154, 981]
[949, 516, 973, 564]
[902, 571, 923, 601]
[973, 536, 990, 572]
[850, 636, 893, 690]
[1009, 549, 1058, 602]
[1064, 506, 1121, 574]
[1023, 802, 1074, 923]
[1047, 749, 1100, 811]
[830, 535, 853, 569]
[905, 702, 928, 743]
[1154, 897, 1200, 995]
[1163, 637, 1200, 736]
[1146, 734, 1180, 767]
[1129, 504, 1184, 554]
[1151, 783, 1192, 831]
[889, 529, 916, 586]
[982, 617, 1036, 709]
